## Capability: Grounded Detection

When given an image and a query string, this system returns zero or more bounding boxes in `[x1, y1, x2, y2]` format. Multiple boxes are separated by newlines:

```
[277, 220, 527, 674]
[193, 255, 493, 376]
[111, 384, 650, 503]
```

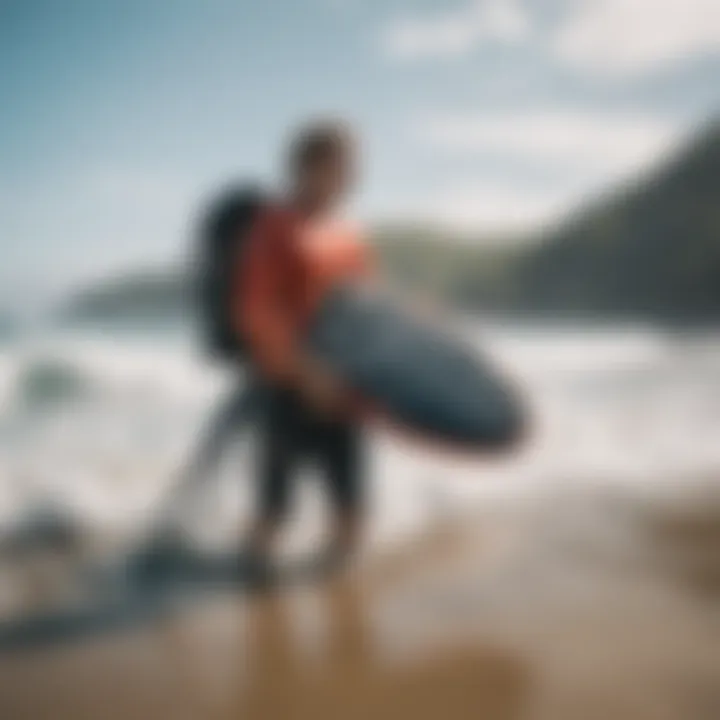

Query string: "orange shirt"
[236, 204, 372, 379]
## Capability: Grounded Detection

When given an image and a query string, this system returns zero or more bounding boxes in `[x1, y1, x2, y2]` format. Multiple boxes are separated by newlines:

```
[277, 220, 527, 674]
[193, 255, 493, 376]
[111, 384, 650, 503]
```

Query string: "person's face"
[300, 148, 356, 211]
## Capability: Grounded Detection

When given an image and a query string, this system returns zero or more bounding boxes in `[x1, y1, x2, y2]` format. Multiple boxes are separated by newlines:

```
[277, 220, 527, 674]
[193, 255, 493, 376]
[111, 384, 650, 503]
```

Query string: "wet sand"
[0, 482, 718, 720]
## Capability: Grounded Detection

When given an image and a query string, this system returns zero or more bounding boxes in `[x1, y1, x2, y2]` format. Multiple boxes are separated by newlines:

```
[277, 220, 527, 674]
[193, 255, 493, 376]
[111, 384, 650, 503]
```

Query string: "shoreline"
[0, 479, 718, 720]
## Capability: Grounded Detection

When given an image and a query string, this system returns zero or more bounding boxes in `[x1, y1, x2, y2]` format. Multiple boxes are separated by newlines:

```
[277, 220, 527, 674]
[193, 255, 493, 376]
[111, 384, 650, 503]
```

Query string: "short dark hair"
[287, 119, 354, 176]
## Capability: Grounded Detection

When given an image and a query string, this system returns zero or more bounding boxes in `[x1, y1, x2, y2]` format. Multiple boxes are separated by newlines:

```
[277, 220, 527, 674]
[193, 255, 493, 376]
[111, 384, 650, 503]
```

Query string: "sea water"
[0, 318, 718, 556]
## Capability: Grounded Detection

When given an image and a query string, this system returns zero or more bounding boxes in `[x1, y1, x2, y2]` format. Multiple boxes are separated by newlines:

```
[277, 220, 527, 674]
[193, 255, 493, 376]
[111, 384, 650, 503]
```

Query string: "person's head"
[286, 118, 357, 214]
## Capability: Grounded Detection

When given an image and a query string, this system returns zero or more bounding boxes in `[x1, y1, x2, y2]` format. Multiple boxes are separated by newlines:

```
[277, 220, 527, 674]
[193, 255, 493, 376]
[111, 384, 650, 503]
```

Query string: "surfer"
[148, 117, 523, 584]
[237, 119, 371, 578]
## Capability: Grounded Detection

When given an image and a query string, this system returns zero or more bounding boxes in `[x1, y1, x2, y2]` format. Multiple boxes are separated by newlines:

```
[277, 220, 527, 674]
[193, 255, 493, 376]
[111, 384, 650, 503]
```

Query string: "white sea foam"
[0, 323, 718, 552]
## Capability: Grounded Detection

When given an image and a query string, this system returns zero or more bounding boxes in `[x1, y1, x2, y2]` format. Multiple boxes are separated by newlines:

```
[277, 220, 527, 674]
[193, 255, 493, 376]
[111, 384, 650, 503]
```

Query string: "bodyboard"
[304, 283, 524, 449]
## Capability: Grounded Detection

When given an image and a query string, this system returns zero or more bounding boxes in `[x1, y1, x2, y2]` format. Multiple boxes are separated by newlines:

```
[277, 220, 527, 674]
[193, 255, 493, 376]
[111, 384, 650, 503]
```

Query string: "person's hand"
[298, 357, 343, 415]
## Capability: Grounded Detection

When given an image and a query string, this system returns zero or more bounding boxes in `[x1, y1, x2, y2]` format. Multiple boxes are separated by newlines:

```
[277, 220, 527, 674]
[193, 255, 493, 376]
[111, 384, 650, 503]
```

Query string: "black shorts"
[256, 387, 364, 521]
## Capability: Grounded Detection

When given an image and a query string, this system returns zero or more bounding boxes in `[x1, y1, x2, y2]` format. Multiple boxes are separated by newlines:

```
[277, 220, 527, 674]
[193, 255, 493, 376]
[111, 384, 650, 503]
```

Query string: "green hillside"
[59, 120, 720, 324]
[59, 268, 189, 322]
[518, 120, 720, 319]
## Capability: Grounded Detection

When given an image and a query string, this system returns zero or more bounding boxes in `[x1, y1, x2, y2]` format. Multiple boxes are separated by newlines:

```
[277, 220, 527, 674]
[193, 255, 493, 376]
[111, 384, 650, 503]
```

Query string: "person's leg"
[244, 388, 302, 561]
[148, 379, 264, 542]
[181, 379, 263, 488]
[316, 420, 366, 567]
[127, 379, 264, 577]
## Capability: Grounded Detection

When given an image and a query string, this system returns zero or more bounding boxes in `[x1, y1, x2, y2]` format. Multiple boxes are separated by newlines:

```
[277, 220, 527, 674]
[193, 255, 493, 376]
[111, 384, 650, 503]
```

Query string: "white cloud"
[409, 108, 695, 232]
[419, 110, 686, 179]
[419, 182, 571, 233]
[554, 0, 720, 77]
[0, 166, 202, 302]
[383, 0, 531, 61]
[381, 0, 720, 77]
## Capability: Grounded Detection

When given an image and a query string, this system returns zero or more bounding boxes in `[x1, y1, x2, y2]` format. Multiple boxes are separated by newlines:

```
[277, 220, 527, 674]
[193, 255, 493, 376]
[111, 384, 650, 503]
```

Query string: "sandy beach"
[0, 479, 717, 720]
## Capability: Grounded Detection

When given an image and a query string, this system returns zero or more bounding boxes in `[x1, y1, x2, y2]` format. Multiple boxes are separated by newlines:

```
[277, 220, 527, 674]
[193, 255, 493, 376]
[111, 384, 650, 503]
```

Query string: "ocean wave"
[12, 358, 97, 410]
[0, 325, 717, 558]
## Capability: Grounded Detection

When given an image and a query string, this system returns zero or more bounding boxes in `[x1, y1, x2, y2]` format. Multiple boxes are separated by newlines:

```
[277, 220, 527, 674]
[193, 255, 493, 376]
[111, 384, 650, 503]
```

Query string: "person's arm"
[296, 227, 376, 411]
[237, 213, 341, 410]
[236, 213, 297, 380]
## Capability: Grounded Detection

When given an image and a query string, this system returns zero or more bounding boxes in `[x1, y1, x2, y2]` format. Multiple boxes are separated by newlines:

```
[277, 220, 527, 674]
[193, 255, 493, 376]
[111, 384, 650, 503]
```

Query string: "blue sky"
[1, 0, 719, 306]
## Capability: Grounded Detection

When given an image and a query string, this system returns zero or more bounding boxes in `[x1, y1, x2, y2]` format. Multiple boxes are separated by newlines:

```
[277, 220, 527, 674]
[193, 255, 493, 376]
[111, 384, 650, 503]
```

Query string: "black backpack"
[196, 185, 265, 362]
